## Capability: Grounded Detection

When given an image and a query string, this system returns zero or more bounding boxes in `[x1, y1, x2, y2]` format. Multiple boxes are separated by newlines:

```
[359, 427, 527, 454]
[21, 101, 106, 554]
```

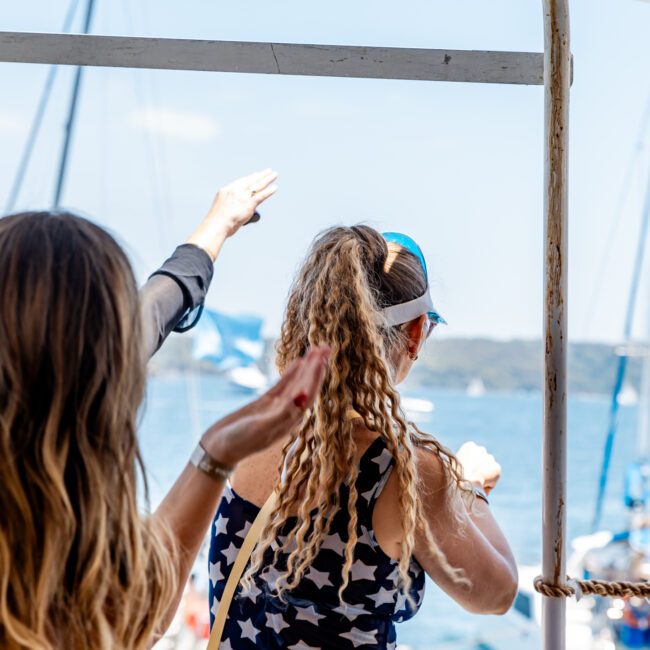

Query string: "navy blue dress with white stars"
[208, 436, 425, 649]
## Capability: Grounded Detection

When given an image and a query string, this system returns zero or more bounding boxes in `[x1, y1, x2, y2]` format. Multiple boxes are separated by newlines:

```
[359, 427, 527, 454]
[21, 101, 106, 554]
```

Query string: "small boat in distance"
[466, 377, 486, 398]
[618, 381, 640, 406]
[402, 396, 435, 416]
[226, 366, 269, 392]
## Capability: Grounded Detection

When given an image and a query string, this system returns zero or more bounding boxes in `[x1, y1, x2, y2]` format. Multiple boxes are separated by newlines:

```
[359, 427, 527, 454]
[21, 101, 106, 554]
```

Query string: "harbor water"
[141, 373, 639, 649]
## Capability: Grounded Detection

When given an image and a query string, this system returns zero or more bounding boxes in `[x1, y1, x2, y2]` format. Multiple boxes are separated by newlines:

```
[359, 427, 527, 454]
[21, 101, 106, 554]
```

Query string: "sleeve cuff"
[149, 243, 214, 332]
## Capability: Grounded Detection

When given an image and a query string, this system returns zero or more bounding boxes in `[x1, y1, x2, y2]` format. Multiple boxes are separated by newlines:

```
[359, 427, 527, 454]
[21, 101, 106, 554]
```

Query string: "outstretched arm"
[140, 169, 278, 358]
[414, 444, 517, 615]
[153, 346, 329, 636]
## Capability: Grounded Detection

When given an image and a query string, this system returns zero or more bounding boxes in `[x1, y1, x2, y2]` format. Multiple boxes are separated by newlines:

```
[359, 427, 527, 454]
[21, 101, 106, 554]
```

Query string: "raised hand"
[187, 169, 279, 260]
[201, 346, 329, 468]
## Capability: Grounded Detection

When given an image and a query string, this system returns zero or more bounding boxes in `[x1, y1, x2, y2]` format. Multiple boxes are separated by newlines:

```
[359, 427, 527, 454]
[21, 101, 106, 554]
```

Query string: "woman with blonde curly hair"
[209, 225, 518, 649]
[0, 169, 330, 650]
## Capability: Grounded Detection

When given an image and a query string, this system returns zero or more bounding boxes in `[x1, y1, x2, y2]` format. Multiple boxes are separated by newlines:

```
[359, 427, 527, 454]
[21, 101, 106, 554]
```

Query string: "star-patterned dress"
[208, 436, 425, 649]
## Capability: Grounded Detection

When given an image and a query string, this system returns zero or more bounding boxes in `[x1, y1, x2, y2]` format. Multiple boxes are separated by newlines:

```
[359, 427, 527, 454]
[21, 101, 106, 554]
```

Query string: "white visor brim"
[381, 291, 435, 327]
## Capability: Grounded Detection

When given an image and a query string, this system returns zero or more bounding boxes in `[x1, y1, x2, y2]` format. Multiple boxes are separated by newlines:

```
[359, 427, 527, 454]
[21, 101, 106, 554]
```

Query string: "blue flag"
[192, 308, 264, 370]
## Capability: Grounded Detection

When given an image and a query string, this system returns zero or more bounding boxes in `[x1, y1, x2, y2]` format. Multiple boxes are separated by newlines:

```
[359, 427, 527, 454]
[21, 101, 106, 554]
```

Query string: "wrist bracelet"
[189, 443, 233, 481]
[473, 485, 490, 505]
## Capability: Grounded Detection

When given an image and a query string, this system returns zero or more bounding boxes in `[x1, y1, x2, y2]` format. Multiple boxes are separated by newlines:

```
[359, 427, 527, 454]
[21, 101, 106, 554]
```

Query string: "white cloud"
[128, 107, 220, 142]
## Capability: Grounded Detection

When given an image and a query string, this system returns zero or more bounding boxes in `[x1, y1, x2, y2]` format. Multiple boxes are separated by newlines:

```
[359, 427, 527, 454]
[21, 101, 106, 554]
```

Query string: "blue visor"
[382, 232, 446, 326]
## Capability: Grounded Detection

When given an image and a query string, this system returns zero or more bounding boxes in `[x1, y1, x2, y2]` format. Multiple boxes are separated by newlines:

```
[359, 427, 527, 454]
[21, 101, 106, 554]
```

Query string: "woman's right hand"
[201, 346, 329, 469]
[455, 441, 502, 494]
[186, 169, 278, 261]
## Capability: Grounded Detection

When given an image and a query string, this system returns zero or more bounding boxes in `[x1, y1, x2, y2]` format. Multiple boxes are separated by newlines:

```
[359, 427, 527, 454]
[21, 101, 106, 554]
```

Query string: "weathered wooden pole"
[541, 1, 571, 648]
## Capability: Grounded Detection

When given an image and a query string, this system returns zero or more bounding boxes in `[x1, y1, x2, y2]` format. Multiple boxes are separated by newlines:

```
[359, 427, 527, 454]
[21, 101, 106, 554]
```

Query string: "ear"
[403, 314, 428, 356]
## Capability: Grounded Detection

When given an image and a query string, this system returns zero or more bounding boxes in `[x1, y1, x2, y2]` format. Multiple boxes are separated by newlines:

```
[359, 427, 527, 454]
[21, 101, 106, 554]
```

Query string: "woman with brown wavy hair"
[209, 225, 518, 649]
[0, 169, 329, 650]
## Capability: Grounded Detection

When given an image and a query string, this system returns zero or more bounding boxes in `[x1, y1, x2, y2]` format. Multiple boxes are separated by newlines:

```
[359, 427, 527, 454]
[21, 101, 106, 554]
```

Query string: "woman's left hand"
[154, 348, 327, 638]
[186, 169, 278, 261]
[201, 346, 329, 468]
[455, 441, 502, 495]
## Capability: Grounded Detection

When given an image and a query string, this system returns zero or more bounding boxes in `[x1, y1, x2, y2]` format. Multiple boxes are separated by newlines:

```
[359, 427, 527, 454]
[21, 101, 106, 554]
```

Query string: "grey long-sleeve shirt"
[140, 243, 214, 359]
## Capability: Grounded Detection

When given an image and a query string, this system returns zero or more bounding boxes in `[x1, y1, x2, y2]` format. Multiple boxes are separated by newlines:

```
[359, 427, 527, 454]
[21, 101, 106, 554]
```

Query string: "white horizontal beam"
[0, 32, 543, 85]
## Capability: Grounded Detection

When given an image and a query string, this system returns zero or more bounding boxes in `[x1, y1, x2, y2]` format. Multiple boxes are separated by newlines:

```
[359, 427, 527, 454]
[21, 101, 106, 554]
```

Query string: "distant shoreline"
[149, 335, 640, 397]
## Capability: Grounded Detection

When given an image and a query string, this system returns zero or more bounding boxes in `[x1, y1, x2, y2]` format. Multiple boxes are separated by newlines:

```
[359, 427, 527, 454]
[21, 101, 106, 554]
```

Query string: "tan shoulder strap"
[207, 490, 278, 650]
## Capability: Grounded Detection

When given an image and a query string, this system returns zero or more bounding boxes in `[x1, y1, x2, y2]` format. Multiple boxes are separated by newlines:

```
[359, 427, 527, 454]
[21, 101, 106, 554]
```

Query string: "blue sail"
[192, 308, 264, 370]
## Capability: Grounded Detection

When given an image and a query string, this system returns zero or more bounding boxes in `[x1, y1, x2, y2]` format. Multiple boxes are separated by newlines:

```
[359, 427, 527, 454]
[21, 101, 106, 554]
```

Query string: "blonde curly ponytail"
[243, 225, 471, 603]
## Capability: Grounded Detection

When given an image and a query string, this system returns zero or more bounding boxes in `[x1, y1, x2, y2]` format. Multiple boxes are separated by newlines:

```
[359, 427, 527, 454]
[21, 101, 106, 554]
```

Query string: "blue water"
[139, 375, 639, 649]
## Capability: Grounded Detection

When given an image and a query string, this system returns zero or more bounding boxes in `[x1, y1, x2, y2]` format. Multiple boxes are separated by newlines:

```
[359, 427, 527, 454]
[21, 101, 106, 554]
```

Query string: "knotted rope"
[534, 575, 650, 599]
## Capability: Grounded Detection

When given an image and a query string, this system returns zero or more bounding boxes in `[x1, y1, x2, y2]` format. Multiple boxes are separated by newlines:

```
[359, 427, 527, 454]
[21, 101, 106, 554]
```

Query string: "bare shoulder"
[414, 441, 451, 498]
[230, 437, 286, 507]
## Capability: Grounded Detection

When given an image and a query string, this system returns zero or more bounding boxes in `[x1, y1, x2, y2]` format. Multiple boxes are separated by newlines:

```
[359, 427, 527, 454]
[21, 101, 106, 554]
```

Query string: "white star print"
[213, 514, 229, 537]
[219, 639, 233, 650]
[234, 520, 252, 539]
[224, 485, 234, 503]
[395, 589, 408, 612]
[366, 586, 396, 607]
[358, 525, 375, 547]
[332, 602, 366, 620]
[417, 583, 425, 602]
[350, 558, 377, 582]
[237, 618, 259, 643]
[321, 532, 347, 554]
[340, 627, 378, 647]
[263, 566, 282, 589]
[287, 643, 320, 650]
[265, 611, 290, 632]
[210, 594, 220, 618]
[386, 642, 396, 650]
[209, 560, 224, 587]
[360, 486, 375, 502]
[385, 564, 400, 583]
[305, 566, 333, 588]
[241, 580, 261, 602]
[372, 450, 392, 474]
[294, 604, 326, 622]
[221, 542, 239, 566]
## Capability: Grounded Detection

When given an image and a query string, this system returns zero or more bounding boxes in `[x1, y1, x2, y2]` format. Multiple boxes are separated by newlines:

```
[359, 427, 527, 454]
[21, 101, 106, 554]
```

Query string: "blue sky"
[2, 0, 650, 343]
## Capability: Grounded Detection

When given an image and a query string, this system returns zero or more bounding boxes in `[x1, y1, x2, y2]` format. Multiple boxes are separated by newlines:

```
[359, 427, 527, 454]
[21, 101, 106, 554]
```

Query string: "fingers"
[252, 183, 278, 206]
[250, 170, 278, 193]
[298, 346, 330, 407]
[269, 346, 330, 413]
[455, 440, 502, 490]
[250, 170, 279, 208]
[265, 358, 304, 398]
[235, 168, 272, 186]
[285, 346, 328, 393]
[234, 168, 277, 191]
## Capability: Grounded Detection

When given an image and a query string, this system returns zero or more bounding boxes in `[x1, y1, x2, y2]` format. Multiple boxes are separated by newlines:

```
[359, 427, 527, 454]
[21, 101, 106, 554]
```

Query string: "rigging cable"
[122, 0, 202, 440]
[4, 0, 81, 213]
[581, 93, 650, 339]
[592, 163, 650, 532]
[52, 0, 98, 209]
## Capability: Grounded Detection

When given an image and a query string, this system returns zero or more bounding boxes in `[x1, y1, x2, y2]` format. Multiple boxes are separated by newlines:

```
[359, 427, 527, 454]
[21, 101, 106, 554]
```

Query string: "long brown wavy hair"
[0, 212, 176, 649]
[244, 224, 471, 604]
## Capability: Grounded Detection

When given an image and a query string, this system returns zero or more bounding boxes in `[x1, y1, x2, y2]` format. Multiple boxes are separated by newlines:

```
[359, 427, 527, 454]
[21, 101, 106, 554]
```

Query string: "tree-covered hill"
[149, 335, 642, 396]
[407, 338, 641, 395]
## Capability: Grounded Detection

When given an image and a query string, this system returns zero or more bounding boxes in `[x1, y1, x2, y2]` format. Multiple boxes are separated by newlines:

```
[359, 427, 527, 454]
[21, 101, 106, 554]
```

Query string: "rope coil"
[534, 575, 650, 599]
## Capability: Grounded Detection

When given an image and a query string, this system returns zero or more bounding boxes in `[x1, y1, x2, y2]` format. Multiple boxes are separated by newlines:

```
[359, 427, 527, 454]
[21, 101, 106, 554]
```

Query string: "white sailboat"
[466, 377, 486, 398]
